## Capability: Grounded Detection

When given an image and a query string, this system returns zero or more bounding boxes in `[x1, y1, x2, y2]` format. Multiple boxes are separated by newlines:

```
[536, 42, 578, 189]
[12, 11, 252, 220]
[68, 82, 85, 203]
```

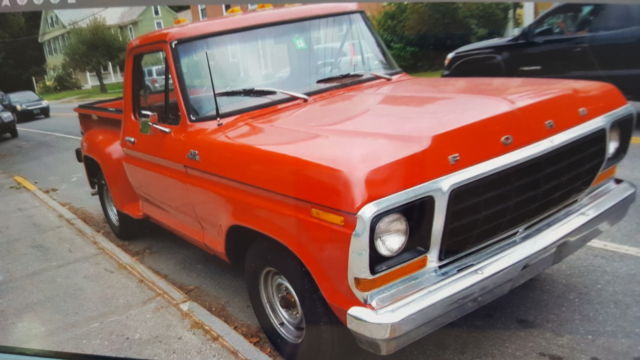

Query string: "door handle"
[149, 122, 172, 134]
[124, 136, 136, 144]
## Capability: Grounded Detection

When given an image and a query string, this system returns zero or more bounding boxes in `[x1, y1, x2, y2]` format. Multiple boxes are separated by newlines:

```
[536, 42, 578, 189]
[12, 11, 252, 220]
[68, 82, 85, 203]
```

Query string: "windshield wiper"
[316, 71, 393, 84]
[216, 87, 309, 102]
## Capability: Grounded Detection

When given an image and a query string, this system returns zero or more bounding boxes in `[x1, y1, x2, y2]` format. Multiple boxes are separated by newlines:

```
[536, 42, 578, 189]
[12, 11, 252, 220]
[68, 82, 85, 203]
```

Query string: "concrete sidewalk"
[0, 173, 236, 359]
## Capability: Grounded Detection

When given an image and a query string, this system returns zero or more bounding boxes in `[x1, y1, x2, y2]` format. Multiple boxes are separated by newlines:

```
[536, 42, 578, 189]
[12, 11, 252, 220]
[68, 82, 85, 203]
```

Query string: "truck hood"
[190, 76, 626, 213]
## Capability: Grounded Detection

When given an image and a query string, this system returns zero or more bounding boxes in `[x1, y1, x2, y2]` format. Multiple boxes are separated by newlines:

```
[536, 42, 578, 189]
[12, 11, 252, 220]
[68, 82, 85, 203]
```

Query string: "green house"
[38, 6, 178, 88]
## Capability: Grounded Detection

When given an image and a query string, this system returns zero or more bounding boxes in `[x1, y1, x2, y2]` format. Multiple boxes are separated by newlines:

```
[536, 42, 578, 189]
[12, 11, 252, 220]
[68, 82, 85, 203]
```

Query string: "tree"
[374, 3, 511, 72]
[0, 12, 46, 92]
[64, 18, 126, 93]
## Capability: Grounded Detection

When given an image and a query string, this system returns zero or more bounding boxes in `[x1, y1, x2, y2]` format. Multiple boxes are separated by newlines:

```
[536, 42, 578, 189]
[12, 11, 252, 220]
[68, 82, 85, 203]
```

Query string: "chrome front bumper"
[347, 180, 636, 355]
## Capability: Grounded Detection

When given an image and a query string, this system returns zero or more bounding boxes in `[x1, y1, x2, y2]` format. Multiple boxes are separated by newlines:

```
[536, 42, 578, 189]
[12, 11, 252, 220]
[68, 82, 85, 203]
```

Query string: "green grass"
[40, 82, 123, 101]
[411, 70, 443, 78]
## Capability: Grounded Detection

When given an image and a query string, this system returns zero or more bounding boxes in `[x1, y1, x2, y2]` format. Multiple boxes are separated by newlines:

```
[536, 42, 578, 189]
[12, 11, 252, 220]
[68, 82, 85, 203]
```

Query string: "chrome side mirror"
[140, 110, 171, 134]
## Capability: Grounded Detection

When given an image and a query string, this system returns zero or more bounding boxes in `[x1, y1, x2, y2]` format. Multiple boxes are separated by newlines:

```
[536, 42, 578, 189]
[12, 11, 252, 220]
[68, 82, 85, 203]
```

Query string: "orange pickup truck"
[75, 4, 636, 358]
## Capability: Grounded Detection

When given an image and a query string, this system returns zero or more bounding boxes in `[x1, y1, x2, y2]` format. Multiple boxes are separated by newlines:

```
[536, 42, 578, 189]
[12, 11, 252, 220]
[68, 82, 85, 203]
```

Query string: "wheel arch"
[449, 53, 506, 76]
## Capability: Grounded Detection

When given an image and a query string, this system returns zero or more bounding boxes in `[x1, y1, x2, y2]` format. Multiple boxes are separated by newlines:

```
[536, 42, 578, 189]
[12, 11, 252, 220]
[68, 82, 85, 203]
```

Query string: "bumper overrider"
[346, 104, 637, 355]
[348, 180, 635, 354]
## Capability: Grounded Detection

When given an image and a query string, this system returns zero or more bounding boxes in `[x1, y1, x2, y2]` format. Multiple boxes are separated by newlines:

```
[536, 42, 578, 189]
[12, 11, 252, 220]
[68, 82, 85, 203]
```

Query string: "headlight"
[607, 125, 621, 157]
[373, 213, 409, 257]
[602, 115, 634, 170]
[42, 100, 49, 106]
[444, 52, 455, 67]
[16, 105, 22, 111]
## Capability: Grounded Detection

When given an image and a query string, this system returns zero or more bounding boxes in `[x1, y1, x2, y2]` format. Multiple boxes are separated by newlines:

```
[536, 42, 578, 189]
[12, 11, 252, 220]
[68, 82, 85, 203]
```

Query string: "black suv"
[443, 4, 640, 100]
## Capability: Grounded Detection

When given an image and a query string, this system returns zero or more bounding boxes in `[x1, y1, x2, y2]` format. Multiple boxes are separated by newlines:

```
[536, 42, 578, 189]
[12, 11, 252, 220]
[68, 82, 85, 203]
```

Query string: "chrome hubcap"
[102, 180, 119, 228]
[259, 267, 305, 343]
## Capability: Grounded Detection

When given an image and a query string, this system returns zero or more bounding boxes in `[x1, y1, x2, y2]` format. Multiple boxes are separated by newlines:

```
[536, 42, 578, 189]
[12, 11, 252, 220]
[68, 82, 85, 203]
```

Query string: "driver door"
[121, 46, 203, 244]
[510, 4, 601, 80]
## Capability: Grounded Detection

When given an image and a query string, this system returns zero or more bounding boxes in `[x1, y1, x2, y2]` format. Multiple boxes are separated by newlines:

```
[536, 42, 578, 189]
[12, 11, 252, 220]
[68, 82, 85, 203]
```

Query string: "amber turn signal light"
[311, 208, 345, 226]
[592, 165, 617, 187]
[355, 256, 428, 292]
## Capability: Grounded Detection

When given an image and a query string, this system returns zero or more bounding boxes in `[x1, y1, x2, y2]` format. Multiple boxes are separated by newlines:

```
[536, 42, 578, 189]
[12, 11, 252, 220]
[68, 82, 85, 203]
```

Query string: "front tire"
[9, 126, 18, 138]
[245, 241, 352, 359]
[97, 174, 139, 240]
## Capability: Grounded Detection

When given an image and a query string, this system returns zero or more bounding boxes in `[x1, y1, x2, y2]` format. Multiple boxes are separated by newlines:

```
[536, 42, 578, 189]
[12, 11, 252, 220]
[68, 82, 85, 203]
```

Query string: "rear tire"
[97, 174, 139, 240]
[245, 241, 352, 359]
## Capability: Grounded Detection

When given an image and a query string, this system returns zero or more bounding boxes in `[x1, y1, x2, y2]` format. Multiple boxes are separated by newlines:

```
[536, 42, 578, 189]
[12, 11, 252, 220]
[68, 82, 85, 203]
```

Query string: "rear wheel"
[245, 241, 352, 359]
[97, 174, 139, 240]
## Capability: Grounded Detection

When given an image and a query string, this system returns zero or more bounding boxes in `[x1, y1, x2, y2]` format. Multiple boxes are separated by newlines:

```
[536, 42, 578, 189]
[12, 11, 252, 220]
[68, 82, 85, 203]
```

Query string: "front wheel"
[245, 241, 352, 359]
[97, 174, 139, 240]
[9, 126, 18, 138]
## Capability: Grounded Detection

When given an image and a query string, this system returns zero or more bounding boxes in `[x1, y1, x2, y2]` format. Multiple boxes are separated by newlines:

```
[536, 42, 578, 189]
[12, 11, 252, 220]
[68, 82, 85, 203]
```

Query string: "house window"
[198, 5, 207, 20]
[152, 6, 161, 17]
[128, 25, 135, 40]
[154, 20, 164, 30]
[46, 41, 53, 56]
[222, 4, 232, 16]
[43, 43, 49, 57]
[48, 15, 56, 29]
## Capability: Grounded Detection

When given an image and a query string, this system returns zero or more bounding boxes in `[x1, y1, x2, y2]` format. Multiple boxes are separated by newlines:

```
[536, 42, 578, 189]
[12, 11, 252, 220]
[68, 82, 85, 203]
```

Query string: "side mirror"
[140, 110, 171, 134]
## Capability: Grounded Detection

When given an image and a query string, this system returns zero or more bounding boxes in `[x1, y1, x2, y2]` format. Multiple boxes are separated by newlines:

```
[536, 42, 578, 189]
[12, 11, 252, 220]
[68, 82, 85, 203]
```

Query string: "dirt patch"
[60, 202, 124, 246]
[43, 187, 58, 194]
[178, 285, 278, 358]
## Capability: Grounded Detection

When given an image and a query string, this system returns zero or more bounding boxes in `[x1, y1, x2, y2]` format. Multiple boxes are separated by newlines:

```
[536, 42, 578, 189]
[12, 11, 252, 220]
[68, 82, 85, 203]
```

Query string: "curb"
[12, 175, 270, 360]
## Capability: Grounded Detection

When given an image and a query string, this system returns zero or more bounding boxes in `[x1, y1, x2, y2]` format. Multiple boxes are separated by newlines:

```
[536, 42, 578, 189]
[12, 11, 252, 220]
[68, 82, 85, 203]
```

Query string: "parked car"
[2, 91, 50, 122]
[74, 4, 636, 359]
[0, 104, 18, 139]
[443, 3, 640, 101]
[143, 65, 167, 92]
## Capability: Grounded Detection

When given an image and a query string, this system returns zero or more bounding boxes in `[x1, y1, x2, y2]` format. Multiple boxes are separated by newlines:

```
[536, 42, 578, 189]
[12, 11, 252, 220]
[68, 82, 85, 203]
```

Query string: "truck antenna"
[205, 51, 222, 127]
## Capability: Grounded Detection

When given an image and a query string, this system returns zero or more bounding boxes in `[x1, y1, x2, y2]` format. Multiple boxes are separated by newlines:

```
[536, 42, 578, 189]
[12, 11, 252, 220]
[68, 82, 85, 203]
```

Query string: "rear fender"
[81, 129, 143, 219]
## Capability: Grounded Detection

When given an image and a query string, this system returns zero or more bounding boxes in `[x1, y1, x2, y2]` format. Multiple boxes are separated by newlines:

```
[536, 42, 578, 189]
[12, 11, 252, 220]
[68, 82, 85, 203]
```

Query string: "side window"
[531, 5, 601, 38]
[133, 51, 180, 125]
[591, 5, 639, 33]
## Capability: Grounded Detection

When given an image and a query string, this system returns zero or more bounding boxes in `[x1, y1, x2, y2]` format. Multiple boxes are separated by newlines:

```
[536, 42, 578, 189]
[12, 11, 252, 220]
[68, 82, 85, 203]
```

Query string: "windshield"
[9, 91, 41, 103]
[176, 12, 399, 119]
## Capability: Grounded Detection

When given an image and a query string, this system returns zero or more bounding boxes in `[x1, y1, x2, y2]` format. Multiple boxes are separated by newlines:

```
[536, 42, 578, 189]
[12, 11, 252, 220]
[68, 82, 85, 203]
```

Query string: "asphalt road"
[1, 102, 639, 360]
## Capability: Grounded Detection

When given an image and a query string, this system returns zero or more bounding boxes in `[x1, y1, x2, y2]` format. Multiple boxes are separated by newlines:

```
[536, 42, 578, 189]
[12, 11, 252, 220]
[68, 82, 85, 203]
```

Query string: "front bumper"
[0, 115, 16, 132]
[17, 105, 49, 118]
[347, 179, 636, 355]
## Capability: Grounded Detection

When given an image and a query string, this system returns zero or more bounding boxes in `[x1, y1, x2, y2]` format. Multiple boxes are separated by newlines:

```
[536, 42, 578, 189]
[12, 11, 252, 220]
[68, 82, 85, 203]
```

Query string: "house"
[38, 6, 178, 88]
[189, 3, 383, 22]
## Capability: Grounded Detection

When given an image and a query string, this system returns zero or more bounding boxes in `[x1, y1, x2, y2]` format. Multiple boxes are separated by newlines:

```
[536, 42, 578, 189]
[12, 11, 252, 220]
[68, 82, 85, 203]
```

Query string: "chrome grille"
[440, 129, 607, 261]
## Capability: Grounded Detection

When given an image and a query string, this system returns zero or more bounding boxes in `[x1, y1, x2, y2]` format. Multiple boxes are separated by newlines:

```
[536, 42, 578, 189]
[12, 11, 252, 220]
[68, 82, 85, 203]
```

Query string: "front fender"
[446, 54, 506, 77]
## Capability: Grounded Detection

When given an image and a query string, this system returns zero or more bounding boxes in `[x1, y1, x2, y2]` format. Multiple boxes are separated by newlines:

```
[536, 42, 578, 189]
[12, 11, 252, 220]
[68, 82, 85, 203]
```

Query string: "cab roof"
[129, 3, 361, 49]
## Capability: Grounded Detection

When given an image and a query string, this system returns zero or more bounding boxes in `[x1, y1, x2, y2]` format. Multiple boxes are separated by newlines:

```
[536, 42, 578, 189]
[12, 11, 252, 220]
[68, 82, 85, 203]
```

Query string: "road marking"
[588, 239, 640, 257]
[13, 176, 38, 191]
[632, 136, 640, 144]
[17, 127, 81, 140]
